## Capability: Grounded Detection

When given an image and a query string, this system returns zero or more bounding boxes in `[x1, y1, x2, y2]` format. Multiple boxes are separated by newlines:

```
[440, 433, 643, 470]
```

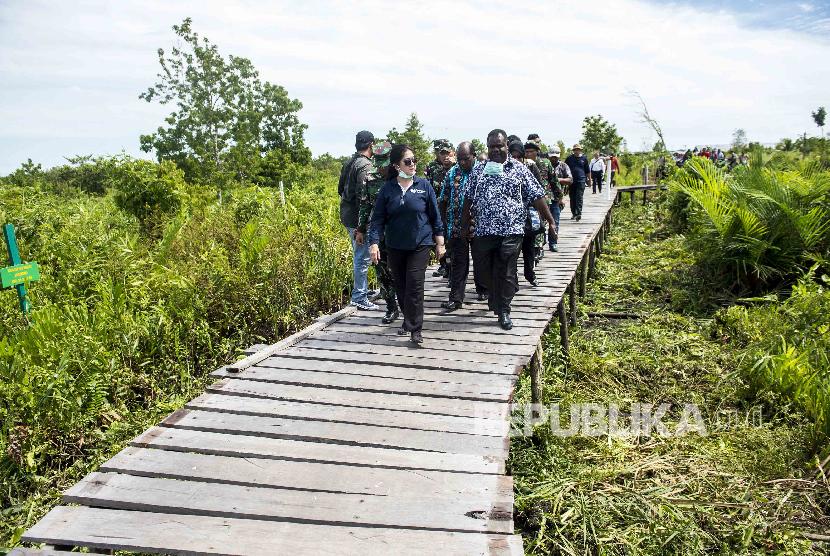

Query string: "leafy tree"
[470, 139, 486, 157]
[387, 113, 431, 176]
[731, 128, 748, 151]
[580, 115, 623, 154]
[813, 106, 827, 137]
[139, 18, 309, 186]
[776, 138, 795, 151]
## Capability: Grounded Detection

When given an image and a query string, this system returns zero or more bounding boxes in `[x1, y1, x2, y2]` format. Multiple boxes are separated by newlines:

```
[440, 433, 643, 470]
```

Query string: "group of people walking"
[338, 129, 600, 344]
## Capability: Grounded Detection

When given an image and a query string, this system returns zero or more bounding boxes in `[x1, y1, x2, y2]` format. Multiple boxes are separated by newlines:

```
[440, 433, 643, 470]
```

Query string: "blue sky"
[1, 0, 829, 173]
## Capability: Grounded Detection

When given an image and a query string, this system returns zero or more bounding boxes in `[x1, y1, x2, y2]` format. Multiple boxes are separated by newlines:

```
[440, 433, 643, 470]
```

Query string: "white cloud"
[1, 0, 829, 172]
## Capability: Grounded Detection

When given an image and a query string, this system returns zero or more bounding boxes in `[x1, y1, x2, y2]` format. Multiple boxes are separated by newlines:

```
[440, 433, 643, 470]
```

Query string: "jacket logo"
[410, 188, 426, 193]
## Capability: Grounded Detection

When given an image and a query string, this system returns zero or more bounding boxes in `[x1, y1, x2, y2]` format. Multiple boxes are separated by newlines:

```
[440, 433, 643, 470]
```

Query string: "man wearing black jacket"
[565, 143, 590, 221]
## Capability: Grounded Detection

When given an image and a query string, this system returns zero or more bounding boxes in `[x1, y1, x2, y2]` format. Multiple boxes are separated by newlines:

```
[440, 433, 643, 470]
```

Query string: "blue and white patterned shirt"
[467, 156, 544, 237]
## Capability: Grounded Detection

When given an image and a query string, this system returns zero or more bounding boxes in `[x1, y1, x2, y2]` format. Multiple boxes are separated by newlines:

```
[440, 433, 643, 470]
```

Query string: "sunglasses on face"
[402, 157, 417, 166]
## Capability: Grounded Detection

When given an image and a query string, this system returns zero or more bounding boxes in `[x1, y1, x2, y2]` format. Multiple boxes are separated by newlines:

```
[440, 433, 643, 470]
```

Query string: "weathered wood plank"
[23, 506, 524, 556]
[6, 550, 78, 556]
[277, 347, 522, 375]
[65, 472, 514, 534]
[333, 318, 539, 338]
[187, 392, 509, 437]
[212, 365, 515, 400]
[102, 447, 513, 501]
[161, 407, 508, 457]
[326, 322, 538, 344]
[291, 339, 528, 366]
[308, 329, 537, 357]
[238, 357, 515, 389]
[141, 420, 503, 475]
[208, 378, 510, 419]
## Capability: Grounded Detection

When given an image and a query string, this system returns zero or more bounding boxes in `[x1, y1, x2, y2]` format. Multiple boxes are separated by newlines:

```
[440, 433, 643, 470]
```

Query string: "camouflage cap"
[433, 139, 453, 152]
[525, 140, 541, 151]
[372, 140, 392, 168]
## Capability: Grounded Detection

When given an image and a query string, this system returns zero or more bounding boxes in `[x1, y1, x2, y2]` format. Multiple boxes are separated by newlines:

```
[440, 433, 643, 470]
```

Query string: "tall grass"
[0, 164, 352, 544]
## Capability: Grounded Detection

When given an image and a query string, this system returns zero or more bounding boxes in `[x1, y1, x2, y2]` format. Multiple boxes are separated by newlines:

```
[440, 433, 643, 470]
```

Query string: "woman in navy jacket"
[368, 144, 445, 344]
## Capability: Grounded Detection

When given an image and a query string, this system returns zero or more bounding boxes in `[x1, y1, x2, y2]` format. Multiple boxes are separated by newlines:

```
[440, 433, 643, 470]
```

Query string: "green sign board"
[1, 261, 40, 289]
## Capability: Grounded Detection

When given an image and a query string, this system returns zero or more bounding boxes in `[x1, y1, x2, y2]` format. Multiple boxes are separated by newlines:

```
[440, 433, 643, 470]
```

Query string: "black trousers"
[591, 171, 603, 193]
[387, 245, 431, 332]
[447, 236, 487, 303]
[471, 235, 522, 315]
[570, 180, 586, 218]
[521, 232, 538, 282]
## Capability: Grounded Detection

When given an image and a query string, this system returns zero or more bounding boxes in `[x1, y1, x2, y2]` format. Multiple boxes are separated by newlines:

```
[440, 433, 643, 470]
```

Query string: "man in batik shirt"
[439, 141, 486, 310]
[461, 129, 556, 330]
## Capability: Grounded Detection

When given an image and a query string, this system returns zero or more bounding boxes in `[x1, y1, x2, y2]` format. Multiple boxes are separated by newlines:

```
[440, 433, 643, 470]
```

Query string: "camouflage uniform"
[527, 140, 563, 256]
[357, 141, 397, 313]
[426, 139, 453, 277]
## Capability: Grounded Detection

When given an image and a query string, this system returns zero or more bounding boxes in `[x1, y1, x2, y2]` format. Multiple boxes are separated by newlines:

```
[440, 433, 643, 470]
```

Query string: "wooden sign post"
[2, 224, 40, 314]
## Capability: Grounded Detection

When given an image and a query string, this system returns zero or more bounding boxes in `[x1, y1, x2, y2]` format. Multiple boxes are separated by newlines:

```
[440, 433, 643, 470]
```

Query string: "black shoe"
[410, 330, 423, 344]
[477, 293, 488, 302]
[527, 278, 538, 287]
[498, 312, 513, 330]
[382, 308, 399, 324]
[432, 269, 443, 277]
[397, 326, 407, 336]
[441, 300, 462, 312]
[575, 215, 582, 221]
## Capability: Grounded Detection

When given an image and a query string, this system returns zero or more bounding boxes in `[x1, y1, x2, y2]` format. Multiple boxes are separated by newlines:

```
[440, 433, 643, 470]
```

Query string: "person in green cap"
[356, 140, 399, 324]
[426, 139, 454, 278]
[526, 135, 562, 257]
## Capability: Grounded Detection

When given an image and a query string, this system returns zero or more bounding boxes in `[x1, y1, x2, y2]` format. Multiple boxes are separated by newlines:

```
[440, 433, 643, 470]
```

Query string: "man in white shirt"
[590, 151, 605, 194]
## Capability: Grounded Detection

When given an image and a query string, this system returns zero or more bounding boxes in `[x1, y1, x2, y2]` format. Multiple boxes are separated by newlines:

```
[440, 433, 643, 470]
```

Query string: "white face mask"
[483, 160, 504, 176]
[398, 167, 415, 179]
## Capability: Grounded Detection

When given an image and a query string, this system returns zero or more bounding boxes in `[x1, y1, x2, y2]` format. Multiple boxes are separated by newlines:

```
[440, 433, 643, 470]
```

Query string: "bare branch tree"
[627, 90, 668, 153]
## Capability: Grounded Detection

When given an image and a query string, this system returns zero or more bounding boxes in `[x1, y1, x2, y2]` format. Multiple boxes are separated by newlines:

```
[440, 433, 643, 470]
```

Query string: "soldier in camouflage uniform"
[426, 139, 454, 278]
[357, 140, 399, 324]
[525, 136, 562, 258]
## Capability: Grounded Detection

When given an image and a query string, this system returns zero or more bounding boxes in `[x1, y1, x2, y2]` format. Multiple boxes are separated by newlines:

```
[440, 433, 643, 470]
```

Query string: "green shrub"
[112, 159, 186, 228]
[670, 154, 830, 289]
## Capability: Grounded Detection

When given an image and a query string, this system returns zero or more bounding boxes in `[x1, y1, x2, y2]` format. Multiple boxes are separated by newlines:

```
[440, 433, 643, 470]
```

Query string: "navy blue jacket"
[565, 154, 590, 183]
[368, 177, 444, 250]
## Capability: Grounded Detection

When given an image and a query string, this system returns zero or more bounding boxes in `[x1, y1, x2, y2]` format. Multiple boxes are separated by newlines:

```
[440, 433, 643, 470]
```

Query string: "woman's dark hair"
[387, 143, 415, 180]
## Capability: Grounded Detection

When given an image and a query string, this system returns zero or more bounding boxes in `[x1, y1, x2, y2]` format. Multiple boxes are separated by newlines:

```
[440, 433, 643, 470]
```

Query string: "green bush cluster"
[0, 160, 352, 512]
[715, 273, 830, 441]
[669, 153, 830, 289]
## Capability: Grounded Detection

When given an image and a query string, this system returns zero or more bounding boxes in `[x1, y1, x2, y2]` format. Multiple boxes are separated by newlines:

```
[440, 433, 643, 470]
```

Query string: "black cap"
[355, 130, 374, 150]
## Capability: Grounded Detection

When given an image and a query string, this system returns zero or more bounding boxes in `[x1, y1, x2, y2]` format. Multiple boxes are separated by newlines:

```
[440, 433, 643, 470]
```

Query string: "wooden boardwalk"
[20, 191, 616, 556]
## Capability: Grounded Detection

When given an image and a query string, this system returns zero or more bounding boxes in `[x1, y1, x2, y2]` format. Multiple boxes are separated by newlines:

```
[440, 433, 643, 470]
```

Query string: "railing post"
[588, 239, 596, 278]
[579, 252, 588, 297]
[558, 299, 569, 359]
[530, 341, 543, 406]
[568, 278, 577, 327]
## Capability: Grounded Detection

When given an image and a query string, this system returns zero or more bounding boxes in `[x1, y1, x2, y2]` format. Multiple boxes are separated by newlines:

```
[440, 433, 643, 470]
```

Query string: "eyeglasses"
[402, 157, 417, 166]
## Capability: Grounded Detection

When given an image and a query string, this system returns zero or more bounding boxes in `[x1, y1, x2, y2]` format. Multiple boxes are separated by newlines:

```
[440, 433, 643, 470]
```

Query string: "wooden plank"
[142, 419, 503, 475]
[290, 339, 529, 366]
[277, 347, 522, 375]
[102, 447, 513, 501]
[65, 472, 514, 534]
[239, 356, 515, 389]
[23, 506, 524, 556]
[333, 319, 543, 341]
[187, 392, 509, 437]
[208, 379, 510, 419]
[161, 408, 508, 457]
[325, 322, 538, 345]
[308, 329, 537, 357]
[212, 365, 515, 400]
[6, 550, 78, 556]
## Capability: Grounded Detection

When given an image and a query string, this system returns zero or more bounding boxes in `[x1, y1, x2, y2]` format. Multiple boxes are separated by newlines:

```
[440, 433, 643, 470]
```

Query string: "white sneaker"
[351, 300, 380, 311]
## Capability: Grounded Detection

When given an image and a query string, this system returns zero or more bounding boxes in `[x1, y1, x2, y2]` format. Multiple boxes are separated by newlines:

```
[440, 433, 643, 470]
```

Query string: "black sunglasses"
[402, 157, 417, 166]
